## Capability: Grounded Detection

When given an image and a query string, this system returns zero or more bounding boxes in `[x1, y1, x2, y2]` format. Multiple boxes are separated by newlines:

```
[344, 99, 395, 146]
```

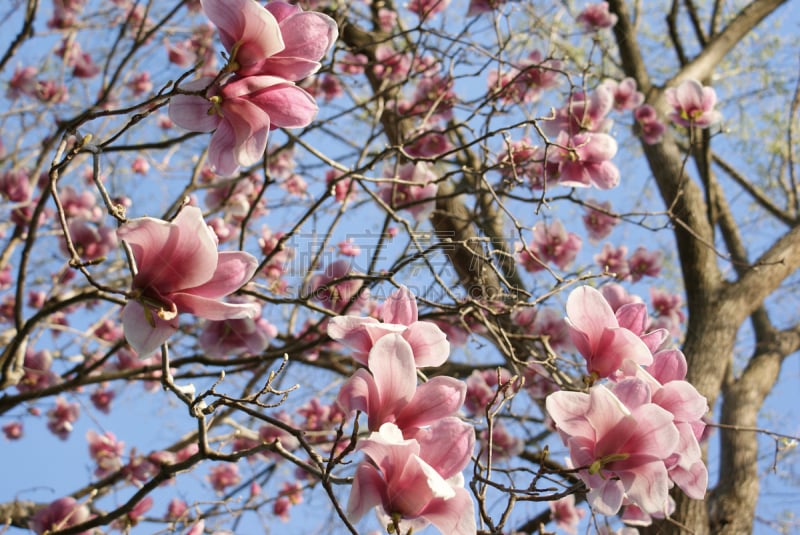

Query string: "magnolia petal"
[382, 285, 418, 326]
[566, 286, 618, 348]
[422, 487, 477, 535]
[171, 293, 258, 321]
[246, 82, 318, 128]
[347, 462, 387, 523]
[336, 368, 375, 415]
[122, 301, 178, 356]
[619, 461, 671, 515]
[669, 459, 708, 500]
[201, 0, 284, 65]
[182, 251, 257, 299]
[545, 390, 594, 439]
[368, 334, 417, 411]
[402, 321, 450, 367]
[587, 478, 625, 515]
[413, 417, 475, 479]
[396, 377, 466, 431]
[168, 89, 219, 133]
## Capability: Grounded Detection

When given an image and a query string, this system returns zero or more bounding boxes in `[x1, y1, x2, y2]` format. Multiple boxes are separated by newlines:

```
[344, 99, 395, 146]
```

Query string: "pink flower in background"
[650, 287, 685, 337]
[519, 220, 582, 272]
[169, 75, 317, 176]
[408, 0, 451, 19]
[595, 243, 630, 279]
[307, 259, 368, 313]
[665, 79, 722, 128]
[87, 430, 126, 478]
[628, 246, 662, 281]
[549, 495, 586, 535]
[379, 162, 438, 221]
[347, 422, 476, 535]
[336, 334, 465, 432]
[582, 200, 619, 242]
[7, 66, 38, 99]
[327, 285, 449, 367]
[602, 77, 644, 111]
[64, 218, 118, 261]
[576, 2, 618, 30]
[545, 86, 614, 136]
[404, 131, 454, 158]
[117, 206, 258, 355]
[47, 396, 80, 440]
[2, 421, 23, 440]
[467, 0, 508, 15]
[30, 497, 91, 535]
[208, 463, 241, 493]
[566, 286, 653, 378]
[198, 299, 275, 357]
[546, 382, 678, 516]
[634, 104, 665, 144]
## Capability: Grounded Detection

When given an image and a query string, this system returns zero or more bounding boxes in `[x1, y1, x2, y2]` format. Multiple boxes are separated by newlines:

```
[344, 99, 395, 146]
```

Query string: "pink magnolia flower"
[618, 354, 709, 500]
[549, 495, 586, 535]
[627, 246, 662, 281]
[307, 259, 368, 313]
[63, 218, 118, 261]
[117, 206, 258, 355]
[347, 422, 476, 535]
[650, 287, 685, 338]
[90, 386, 115, 414]
[546, 381, 679, 516]
[208, 463, 241, 493]
[169, 75, 317, 177]
[665, 79, 722, 128]
[565, 285, 653, 378]
[407, 0, 451, 19]
[337, 334, 465, 432]
[327, 285, 449, 367]
[30, 497, 91, 535]
[87, 429, 126, 478]
[198, 300, 274, 357]
[202, 0, 337, 79]
[602, 77, 644, 111]
[634, 104, 666, 144]
[2, 421, 23, 440]
[379, 162, 438, 222]
[582, 200, 619, 242]
[519, 220, 582, 272]
[552, 131, 620, 189]
[16, 349, 58, 393]
[576, 2, 618, 30]
[7, 66, 38, 99]
[545, 86, 614, 136]
[594, 242, 630, 279]
[467, 0, 508, 15]
[47, 396, 80, 440]
[404, 131, 454, 158]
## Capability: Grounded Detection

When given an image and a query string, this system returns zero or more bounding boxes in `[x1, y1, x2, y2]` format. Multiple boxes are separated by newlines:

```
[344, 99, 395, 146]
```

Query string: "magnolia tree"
[0, 0, 798, 534]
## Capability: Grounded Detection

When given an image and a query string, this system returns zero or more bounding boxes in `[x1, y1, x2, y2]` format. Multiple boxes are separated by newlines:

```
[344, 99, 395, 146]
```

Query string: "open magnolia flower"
[169, 75, 317, 177]
[117, 206, 258, 355]
[202, 0, 337, 79]
[347, 422, 476, 535]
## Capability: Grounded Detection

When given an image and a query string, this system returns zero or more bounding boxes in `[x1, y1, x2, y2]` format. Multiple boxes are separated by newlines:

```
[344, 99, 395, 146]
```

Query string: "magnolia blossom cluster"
[168, 0, 337, 176]
[517, 219, 582, 273]
[545, 286, 708, 525]
[328, 286, 476, 535]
